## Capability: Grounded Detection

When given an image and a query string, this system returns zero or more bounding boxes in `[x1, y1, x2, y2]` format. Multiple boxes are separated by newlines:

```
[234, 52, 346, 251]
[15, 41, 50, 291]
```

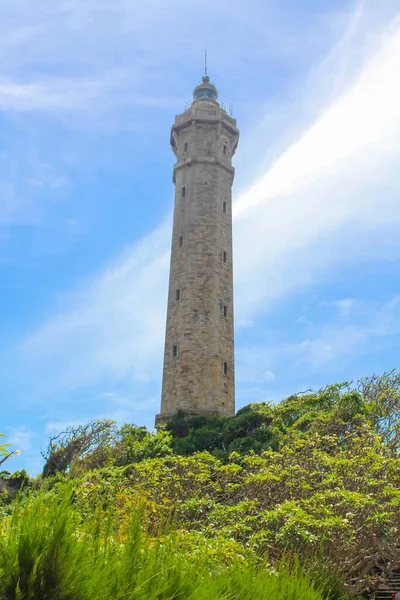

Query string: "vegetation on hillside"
[0, 488, 336, 600]
[1, 369, 400, 598]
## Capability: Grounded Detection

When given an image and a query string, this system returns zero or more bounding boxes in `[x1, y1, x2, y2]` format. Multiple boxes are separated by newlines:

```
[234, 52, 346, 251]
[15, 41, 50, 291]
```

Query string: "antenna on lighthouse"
[204, 49, 207, 76]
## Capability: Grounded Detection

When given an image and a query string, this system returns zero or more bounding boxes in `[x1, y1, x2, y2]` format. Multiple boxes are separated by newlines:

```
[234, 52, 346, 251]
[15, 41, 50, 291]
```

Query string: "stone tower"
[156, 75, 239, 425]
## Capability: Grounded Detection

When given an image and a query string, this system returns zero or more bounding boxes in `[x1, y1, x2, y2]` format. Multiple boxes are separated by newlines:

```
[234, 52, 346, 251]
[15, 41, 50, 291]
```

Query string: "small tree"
[358, 369, 400, 452]
[42, 419, 117, 477]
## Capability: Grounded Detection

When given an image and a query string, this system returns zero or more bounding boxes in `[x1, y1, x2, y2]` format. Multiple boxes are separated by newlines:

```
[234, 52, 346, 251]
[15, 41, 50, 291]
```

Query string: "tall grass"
[0, 489, 345, 600]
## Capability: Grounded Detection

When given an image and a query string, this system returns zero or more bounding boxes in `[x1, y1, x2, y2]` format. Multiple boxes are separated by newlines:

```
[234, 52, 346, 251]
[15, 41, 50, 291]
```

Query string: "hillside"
[1, 370, 400, 599]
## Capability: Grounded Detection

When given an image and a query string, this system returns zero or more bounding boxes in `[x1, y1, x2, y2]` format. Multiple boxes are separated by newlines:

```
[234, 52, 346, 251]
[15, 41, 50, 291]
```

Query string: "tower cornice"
[171, 117, 238, 139]
[172, 104, 237, 130]
[172, 158, 235, 182]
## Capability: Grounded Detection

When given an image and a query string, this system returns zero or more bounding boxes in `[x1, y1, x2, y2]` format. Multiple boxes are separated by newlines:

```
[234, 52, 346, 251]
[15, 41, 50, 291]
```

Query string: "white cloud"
[234, 18, 400, 218]
[19, 218, 170, 390]
[318, 298, 356, 318]
[0, 0, 185, 116]
[236, 318, 254, 329]
[0, 73, 186, 116]
[6, 427, 34, 452]
[333, 299, 355, 318]
[233, 18, 400, 319]
[287, 296, 400, 368]
[0, 0, 293, 118]
[236, 349, 276, 384]
[234, 296, 400, 386]
[0, 158, 69, 225]
[44, 420, 83, 435]
[0, 78, 110, 113]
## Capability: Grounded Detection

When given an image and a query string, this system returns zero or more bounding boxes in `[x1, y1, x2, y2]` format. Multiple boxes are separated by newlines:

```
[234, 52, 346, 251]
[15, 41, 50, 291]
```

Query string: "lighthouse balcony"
[174, 106, 236, 128]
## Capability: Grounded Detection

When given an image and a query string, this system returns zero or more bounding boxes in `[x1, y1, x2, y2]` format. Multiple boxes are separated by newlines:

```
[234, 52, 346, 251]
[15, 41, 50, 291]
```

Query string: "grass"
[0, 488, 347, 600]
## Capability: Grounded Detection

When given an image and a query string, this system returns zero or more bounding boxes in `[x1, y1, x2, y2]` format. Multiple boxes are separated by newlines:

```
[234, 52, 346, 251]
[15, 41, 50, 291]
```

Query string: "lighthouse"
[156, 74, 239, 424]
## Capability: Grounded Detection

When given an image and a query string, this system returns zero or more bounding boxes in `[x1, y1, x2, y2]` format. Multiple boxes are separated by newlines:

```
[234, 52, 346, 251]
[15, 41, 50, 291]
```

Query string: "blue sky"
[1, 0, 400, 474]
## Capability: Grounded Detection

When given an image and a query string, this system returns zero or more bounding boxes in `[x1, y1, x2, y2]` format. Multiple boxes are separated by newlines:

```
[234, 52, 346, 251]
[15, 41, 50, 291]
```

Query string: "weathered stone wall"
[156, 99, 239, 424]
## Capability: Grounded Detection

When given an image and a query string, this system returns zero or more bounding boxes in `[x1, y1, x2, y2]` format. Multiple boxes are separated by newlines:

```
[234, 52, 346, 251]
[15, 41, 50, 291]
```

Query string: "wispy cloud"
[6, 426, 35, 452]
[44, 420, 83, 436]
[0, 158, 68, 225]
[235, 296, 400, 394]
[236, 346, 276, 384]
[0, 0, 186, 117]
[320, 298, 356, 318]
[0, 78, 113, 113]
[233, 18, 400, 318]
[234, 19, 400, 217]
[0, 73, 187, 116]
[288, 295, 400, 368]
[0, 0, 362, 121]
[19, 218, 170, 391]
[0, 1, 264, 117]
